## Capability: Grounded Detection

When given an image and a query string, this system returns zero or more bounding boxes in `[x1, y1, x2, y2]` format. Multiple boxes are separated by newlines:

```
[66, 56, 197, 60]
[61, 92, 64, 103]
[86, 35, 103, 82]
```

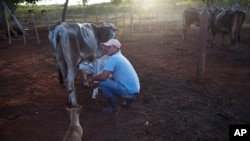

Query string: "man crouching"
[84, 39, 140, 114]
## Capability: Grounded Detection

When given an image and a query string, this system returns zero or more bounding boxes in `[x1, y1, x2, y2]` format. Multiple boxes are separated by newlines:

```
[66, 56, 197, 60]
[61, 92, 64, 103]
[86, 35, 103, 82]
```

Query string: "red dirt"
[0, 25, 250, 141]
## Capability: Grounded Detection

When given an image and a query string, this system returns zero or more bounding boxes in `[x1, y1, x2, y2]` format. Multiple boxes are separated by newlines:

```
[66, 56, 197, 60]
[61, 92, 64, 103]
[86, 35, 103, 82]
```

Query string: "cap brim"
[102, 43, 112, 46]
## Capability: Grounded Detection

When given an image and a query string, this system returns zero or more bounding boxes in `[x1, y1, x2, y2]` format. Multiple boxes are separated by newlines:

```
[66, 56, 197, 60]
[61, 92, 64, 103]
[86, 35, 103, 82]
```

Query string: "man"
[85, 39, 140, 114]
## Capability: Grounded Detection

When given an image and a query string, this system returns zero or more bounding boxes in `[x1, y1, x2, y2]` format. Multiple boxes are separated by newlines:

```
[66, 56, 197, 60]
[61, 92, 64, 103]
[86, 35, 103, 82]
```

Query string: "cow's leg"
[92, 81, 99, 99]
[210, 31, 217, 47]
[67, 80, 78, 107]
[230, 33, 236, 52]
[92, 87, 99, 99]
[66, 68, 78, 107]
[183, 26, 189, 41]
[57, 60, 77, 106]
[183, 27, 186, 41]
[55, 53, 67, 85]
[222, 33, 226, 47]
[58, 67, 64, 85]
[82, 72, 89, 87]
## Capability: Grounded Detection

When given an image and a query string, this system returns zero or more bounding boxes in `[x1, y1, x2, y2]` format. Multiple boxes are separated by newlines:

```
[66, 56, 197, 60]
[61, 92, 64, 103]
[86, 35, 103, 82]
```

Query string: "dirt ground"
[0, 24, 250, 141]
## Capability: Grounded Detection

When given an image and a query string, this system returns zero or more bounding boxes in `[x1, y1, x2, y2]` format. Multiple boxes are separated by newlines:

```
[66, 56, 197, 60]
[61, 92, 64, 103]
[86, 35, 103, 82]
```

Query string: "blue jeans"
[99, 79, 136, 99]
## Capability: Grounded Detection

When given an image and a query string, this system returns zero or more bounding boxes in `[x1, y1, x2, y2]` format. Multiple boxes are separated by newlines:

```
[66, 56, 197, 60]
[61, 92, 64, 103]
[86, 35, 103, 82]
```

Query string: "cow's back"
[214, 9, 238, 33]
[183, 8, 201, 27]
[48, 22, 117, 106]
[78, 23, 100, 59]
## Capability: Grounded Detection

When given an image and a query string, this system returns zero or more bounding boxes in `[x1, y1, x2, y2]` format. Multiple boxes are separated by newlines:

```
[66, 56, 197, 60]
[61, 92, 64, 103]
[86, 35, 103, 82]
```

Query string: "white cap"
[102, 39, 121, 48]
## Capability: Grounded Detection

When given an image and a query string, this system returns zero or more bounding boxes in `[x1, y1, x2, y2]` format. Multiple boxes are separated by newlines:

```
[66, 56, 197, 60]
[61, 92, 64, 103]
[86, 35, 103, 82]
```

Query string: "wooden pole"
[196, 9, 209, 83]
[95, 11, 98, 23]
[247, 3, 250, 23]
[5, 11, 11, 44]
[45, 9, 50, 31]
[30, 13, 40, 44]
[123, 9, 125, 33]
[130, 3, 134, 35]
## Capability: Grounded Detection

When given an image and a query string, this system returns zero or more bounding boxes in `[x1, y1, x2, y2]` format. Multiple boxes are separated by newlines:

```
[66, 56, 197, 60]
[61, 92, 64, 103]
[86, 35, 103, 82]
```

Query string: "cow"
[28, 9, 36, 15]
[48, 22, 118, 107]
[77, 55, 110, 99]
[210, 8, 246, 52]
[182, 8, 203, 40]
[236, 10, 246, 45]
[41, 9, 47, 16]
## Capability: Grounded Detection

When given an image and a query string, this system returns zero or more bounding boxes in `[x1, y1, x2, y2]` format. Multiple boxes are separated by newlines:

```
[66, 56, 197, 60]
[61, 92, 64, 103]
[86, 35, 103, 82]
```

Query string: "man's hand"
[84, 75, 93, 85]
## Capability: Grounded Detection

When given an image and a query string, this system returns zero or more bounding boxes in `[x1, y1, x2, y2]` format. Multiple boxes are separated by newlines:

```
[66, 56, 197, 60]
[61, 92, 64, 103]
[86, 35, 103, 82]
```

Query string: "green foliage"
[5, 0, 40, 10]
[111, 0, 125, 6]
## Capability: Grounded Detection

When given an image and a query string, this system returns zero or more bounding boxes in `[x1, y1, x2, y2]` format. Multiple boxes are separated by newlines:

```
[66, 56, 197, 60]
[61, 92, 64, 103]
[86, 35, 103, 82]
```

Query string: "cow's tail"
[48, 24, 63, 51]
[48, 24, 69, 84]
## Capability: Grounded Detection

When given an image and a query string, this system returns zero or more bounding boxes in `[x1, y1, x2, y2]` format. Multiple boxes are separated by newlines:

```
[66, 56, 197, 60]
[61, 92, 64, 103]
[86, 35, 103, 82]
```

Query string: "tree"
[4, 0, 40, 12]
[61, 0, 69, 22]
[201, 0, 214, 8]
[0, 0, 40, 40]
[111, 0, 125, 6]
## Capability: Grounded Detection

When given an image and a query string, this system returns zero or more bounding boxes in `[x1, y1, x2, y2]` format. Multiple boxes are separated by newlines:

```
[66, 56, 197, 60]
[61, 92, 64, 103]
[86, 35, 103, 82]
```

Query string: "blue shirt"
[103, 51, 140, 93]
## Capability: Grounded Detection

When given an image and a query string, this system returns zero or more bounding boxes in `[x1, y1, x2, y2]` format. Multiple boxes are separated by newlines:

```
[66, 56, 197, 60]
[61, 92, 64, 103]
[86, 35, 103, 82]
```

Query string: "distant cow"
[182, 8, 203, 40]
[41, 9, 47, 16]
[210, 8, 246, 51]
[48, 22, 118, 107]
[28, 9, 36, 15]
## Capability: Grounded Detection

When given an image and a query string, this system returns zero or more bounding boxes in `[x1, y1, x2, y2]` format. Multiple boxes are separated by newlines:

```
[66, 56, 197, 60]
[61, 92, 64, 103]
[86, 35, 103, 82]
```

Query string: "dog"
[63, 106, 83, 141]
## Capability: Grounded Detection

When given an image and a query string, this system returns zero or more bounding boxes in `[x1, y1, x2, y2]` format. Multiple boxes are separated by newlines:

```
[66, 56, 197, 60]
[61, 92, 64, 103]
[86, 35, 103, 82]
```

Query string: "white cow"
[78, 55, 110, 99]
[48, 22, 118, 107]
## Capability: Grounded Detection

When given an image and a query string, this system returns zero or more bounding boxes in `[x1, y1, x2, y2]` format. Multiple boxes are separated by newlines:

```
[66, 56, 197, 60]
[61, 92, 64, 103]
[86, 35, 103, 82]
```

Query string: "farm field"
[0, 23, 250, 141]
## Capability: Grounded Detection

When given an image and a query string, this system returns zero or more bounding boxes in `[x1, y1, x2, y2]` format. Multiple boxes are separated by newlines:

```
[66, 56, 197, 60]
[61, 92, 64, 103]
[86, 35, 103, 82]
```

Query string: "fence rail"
[11, 9, 184, 35]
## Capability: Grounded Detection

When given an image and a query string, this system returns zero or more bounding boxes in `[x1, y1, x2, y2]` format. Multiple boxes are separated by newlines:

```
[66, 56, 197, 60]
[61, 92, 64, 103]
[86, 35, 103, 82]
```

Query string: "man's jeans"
[99, 79, 136, 99]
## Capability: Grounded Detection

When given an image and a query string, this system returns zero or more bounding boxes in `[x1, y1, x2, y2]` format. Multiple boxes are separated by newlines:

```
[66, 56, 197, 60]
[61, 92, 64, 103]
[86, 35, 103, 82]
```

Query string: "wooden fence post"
[122, 10, 125, 33]
[44, 9, 50, 31]
[30, 13, 40, 44]
[95, 11, 98, 23]
[247, 3, 250, 23]
[196, 9, 209, 83]
[130, 4, 134, 35]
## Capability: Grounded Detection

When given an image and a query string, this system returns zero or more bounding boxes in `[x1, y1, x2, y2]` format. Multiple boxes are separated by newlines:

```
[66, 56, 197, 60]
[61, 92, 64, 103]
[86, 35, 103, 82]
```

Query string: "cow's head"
[77, 60, 95, 75]
[97, 23, 119, 42]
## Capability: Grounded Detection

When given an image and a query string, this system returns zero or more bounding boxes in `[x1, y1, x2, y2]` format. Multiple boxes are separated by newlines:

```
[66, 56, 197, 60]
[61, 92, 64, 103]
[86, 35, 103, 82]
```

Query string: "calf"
[78, 55, 110, 99]
[182, 8, 203, 40]
[63, 106, 83, 141]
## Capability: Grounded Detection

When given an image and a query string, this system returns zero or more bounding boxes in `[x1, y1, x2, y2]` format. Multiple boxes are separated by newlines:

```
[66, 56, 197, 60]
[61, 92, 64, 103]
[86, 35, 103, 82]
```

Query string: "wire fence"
[11, 8, 185, 35]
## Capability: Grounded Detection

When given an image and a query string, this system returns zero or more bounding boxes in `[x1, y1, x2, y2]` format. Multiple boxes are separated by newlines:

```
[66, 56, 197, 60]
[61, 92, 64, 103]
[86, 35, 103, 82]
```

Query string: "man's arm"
[85, 70, 111, 83]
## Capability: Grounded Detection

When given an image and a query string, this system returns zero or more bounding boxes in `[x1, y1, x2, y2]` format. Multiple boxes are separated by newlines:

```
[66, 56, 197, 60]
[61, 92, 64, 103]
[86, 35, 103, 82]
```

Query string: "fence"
[12, 8, 184, 35]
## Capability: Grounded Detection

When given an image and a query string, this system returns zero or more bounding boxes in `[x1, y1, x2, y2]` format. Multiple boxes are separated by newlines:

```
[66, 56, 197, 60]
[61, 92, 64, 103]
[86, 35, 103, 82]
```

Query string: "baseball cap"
[102, 39, 121, 48]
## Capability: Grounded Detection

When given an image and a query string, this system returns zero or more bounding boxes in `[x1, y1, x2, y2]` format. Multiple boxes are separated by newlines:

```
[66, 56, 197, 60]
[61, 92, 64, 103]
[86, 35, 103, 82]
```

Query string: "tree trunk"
[61, 0, 69, 22]
[0, 3, 8, 33]
[0, 0, 26, 44]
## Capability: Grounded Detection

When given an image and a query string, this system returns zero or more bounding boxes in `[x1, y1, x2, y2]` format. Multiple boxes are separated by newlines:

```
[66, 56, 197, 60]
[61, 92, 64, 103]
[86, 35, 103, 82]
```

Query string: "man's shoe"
[122, 98, 136, 109]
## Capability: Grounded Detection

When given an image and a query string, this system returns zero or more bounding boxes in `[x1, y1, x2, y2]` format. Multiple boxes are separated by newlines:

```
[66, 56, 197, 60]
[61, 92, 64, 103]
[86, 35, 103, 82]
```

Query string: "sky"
[36, 0, 111, 5]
